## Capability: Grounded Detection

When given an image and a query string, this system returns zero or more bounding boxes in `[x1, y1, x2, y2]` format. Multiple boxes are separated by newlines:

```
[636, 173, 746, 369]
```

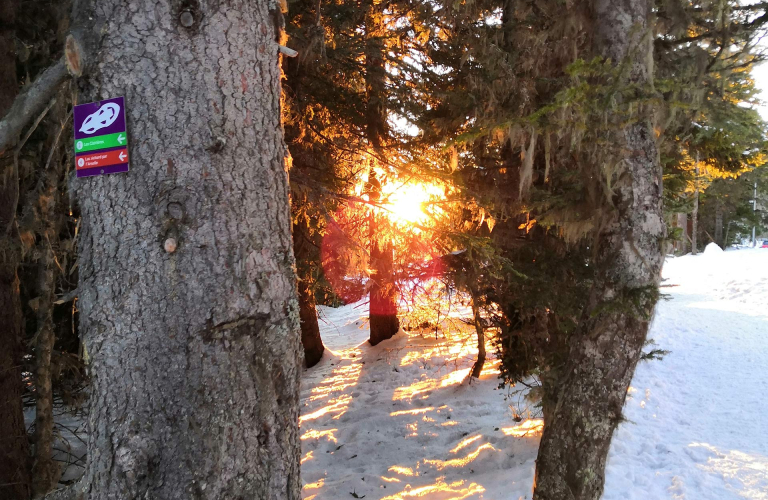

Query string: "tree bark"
[692, 155, 699, 254]
[532, 1, 665, 499]
[369, 236, 399, 345]
[74, 1, 302, 498]
[31, 244, 59, 497]
[365, 2, 398, 345]
[293, 220, 325, 367]
[469, 290, 486, 379]
[31, 149, 65, 497]
[715, 198, 724, 248]
[0, 0, 32, 497]
[675, 212, 687, 254]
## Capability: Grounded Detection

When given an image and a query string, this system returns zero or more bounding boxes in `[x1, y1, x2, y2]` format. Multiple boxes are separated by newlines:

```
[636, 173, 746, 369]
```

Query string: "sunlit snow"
[301, 248, 768, 499]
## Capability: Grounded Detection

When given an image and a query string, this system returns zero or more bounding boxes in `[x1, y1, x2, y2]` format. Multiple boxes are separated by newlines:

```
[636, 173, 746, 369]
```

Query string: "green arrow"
[74, 131, 128, 153]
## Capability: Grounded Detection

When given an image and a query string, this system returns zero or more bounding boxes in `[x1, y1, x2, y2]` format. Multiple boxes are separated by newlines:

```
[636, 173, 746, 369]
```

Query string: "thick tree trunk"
[369, 237, 399, 345]
[293, 220, 325, 367]
[73, 1, 302, 498]
[0, 0, 32, 497]
[365, 2, 398, 345]
[692, 155, 699, 254]
[532, 1, 665, 499]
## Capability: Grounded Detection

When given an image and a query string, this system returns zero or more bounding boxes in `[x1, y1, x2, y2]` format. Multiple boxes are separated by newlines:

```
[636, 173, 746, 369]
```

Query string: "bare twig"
[0, 61, 68, 155]
[279, 45, 299, 57]
[54, 288, 79, 305]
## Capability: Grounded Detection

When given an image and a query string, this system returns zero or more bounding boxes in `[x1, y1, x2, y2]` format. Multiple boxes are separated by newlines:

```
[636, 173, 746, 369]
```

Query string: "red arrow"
[76, 148, 129, 170]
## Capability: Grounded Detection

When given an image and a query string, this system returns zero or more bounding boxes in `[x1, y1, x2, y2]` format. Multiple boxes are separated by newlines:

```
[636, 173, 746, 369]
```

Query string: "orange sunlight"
[301, 428, 338, 443]
[388, 465, 419, 477]
[393, 359, 501, 401]
[299, 394, 353, 423]
[391, 407, 435, 417]
[300, 347, 362, 423]
[502, 419, 545, 437]
[304, 478, 325, 490]
[380, 478, 485, 500]
[382, 181, 444, 226]
[450, 435, 482, 454]
[424, 443, 497, 470]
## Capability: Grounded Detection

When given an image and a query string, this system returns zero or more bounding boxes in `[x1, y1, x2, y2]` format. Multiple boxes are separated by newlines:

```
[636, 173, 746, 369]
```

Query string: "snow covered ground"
[604, 246, 768, 500]
[303, 300, 542, 500]
[300, 246, 768, 499]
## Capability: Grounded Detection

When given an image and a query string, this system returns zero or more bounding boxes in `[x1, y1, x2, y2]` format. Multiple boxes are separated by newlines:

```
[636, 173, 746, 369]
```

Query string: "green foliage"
[282, 0, 768, 392]
[403, 0, 768, 392]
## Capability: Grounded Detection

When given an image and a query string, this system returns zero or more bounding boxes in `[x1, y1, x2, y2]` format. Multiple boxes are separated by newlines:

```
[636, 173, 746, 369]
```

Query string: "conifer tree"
[405, 1, 765, 497]
[50, 1, 302, 497]
[283, 0, 437, 347]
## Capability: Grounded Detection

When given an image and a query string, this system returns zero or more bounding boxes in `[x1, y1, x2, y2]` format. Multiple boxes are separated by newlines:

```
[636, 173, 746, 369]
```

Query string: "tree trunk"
[715, 199, 724, 248]
[74, 1, 302, 498]
[31, 247, 59, 497]
[0, 0, 32, 496]
[469, 290, 486, 379]
[691, 154, 699, 255]
[365, 1, 398, 345]
[293, 220, 325, 367]
[369, 237, 399, 345]
[675, 212, 687, 254]
[31, 158, 63, 497]
[532, 1, 665, 499]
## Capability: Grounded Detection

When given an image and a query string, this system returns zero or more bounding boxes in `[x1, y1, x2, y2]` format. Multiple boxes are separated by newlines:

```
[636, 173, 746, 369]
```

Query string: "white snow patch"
[604, 248, 768, 500]
[703, 242, 725, 255]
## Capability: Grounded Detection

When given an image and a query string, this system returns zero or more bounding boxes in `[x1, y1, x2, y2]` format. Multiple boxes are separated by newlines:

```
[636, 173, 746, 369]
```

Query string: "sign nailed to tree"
[73, 97, 130, 177]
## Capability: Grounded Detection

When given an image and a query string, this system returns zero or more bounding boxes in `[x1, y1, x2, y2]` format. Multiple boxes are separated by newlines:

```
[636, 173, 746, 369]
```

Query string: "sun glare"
[382, 182, 443, 225]
[502, 419, 545, 437]
[380, 478, 485, 500]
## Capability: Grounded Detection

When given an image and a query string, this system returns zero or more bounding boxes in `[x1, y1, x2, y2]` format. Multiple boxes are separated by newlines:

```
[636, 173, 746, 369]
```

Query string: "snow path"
[605, 248, 768, 500]
[301, 248, 768, 499]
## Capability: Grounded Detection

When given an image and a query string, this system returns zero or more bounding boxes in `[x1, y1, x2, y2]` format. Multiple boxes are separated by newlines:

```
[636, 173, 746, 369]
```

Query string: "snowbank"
[703, 241, 724, 255]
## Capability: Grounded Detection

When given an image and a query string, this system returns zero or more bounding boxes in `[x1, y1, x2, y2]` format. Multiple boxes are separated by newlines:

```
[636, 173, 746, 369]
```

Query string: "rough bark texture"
[0, 0, 32, 497]
[532, 1, 665, 499]
[293, 220, 324, 367]
[365, 2, 398, 346]
[73, 1, 302, 498]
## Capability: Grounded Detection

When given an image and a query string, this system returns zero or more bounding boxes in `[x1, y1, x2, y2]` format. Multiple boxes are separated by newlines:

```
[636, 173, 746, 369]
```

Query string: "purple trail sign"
[73, 96, 130, 178]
